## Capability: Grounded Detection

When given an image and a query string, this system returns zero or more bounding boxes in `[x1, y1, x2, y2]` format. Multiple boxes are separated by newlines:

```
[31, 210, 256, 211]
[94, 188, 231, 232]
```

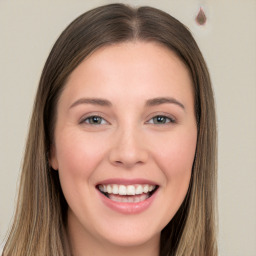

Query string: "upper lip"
[96, 178, 158, 186]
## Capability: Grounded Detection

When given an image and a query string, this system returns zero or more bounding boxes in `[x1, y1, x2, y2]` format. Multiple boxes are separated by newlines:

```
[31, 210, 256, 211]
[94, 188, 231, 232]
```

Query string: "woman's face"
[50, 42, 197, 251]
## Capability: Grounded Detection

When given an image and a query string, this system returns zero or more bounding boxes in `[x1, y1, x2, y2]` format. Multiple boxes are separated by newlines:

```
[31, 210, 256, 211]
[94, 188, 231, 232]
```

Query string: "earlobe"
[49, 158, 59, 171]
[48, 145, 59, 170]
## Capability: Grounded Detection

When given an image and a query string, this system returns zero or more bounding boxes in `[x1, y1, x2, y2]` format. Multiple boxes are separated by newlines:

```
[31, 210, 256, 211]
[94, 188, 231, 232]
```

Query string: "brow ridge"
[69, 96, 185, 109]
[145, 97, 185, 109]
[70, 98, 112, 108]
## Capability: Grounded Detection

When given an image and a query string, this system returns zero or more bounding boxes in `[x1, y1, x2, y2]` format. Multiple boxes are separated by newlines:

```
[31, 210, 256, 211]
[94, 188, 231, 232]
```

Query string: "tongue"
[108, 193, 149, 203]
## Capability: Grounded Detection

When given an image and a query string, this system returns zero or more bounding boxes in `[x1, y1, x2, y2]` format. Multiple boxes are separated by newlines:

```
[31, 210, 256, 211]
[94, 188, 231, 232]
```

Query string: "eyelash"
[80, 114, 176, 126]
[80, 115, 108, 125]
[146, 115, 176, 125]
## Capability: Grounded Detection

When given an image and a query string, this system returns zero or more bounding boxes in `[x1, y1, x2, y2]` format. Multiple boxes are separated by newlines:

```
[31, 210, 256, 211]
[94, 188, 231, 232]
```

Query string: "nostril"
[112, 160, 124, 167]
[112, 159, 145, 169]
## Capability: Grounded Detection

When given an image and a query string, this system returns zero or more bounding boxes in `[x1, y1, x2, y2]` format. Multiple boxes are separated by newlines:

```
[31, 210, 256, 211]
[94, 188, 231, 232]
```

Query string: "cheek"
[153, 128, 197, 189]
[54, 132, 107, 199]
[56, 132, 104, 174]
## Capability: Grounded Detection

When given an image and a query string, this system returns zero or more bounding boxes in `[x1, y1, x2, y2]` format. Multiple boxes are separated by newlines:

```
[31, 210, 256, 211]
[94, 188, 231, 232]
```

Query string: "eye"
[81, 115, 108, 125]
[147, 115, 175, 125]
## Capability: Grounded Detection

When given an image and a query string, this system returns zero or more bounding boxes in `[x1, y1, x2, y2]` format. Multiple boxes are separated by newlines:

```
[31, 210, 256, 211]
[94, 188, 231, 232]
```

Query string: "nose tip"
[110, 150, 148, 168]
[108, 131, 149, 169]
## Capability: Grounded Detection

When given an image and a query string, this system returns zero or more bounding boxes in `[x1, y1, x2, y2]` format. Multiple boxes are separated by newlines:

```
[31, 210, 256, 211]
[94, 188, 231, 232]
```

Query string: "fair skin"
[50, 41, 197, 256]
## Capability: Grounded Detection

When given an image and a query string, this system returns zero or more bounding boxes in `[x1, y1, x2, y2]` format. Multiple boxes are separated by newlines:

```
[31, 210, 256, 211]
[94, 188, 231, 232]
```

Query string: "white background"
[0, 0, 255, 255]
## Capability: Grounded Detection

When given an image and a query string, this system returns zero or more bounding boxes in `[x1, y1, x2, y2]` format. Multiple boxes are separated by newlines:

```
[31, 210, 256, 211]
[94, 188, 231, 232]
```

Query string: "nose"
[108, 127, 149, 169]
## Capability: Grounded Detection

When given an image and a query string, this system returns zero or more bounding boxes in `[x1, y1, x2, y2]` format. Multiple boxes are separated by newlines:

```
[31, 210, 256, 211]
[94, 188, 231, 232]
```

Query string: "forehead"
[60, 41, 193, 108]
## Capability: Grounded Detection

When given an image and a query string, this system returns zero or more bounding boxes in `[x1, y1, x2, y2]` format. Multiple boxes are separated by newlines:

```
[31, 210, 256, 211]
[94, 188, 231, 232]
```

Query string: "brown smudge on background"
[196, 7, 207, 25]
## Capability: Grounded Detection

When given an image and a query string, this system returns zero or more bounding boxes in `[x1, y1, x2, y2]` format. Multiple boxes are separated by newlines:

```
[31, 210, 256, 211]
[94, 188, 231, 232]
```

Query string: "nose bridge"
[108, 122, 148, 168]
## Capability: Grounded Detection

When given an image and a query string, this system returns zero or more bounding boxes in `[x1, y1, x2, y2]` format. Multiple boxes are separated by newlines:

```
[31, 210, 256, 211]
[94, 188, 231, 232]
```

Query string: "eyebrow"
[69, 97, 185, 110]
[145, 97, 185, 109]
[70, 98, 112, 109]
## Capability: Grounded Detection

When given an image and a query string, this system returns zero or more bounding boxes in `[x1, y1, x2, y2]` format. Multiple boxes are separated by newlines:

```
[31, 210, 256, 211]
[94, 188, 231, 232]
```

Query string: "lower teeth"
[108, 193, 149, 203]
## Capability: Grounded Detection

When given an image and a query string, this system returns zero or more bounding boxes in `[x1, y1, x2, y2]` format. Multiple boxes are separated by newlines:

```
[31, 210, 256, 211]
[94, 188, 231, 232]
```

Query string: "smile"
[97, 184, 158, 203]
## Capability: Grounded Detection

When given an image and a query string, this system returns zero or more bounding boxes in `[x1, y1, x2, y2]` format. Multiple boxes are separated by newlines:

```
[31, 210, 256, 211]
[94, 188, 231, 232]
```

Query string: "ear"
[48, 144, 59, 170]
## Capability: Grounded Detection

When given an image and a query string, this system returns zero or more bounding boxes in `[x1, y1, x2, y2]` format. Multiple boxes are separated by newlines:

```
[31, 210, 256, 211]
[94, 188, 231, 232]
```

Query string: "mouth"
[96, 184, 159, 203]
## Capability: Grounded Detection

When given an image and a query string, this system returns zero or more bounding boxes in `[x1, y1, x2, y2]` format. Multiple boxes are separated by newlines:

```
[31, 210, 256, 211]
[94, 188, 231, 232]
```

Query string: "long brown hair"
[3, 4, 217, 256]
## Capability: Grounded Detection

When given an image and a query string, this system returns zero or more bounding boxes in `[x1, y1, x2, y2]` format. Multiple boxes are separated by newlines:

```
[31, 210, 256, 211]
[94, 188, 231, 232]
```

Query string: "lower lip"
[97, 189, 158, 214]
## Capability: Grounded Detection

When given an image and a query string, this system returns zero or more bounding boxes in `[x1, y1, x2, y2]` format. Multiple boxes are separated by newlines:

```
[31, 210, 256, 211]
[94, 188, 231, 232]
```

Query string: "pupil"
[91, 116, 101, 124]
[154, 116, 166, 124]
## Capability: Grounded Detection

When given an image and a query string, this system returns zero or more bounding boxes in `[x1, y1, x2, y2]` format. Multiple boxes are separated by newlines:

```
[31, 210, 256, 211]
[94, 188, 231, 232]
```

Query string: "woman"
[3, 3, 217, 256]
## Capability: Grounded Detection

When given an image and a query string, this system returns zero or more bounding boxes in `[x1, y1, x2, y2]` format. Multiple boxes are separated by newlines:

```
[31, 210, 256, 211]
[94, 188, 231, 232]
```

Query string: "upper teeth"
[98, 184, 156, 196]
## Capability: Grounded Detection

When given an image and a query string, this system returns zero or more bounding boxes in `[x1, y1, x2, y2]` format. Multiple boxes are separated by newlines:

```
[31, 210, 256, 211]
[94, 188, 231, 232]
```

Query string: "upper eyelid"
[146, 112, 176, 122]
[146, 115, 176, 125]
[79, 112, 108, 122]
